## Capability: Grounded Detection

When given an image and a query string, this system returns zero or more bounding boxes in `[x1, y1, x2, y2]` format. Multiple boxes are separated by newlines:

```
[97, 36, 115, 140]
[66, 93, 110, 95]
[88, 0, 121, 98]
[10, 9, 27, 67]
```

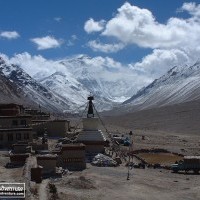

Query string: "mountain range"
[1, 54, 200, 115]
[0, 55, 133, 113]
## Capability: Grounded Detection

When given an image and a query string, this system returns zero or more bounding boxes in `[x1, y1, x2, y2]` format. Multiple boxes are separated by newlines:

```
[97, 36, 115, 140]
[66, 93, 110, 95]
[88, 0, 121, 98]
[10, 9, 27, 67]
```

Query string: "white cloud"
[84, 2, 200, 80]
[0, 53, 9, 63]
[101, 2, 200, 50]
[54, 17, 62, 22]
[9, 52, 66, 78]
[180, 2, 200, 17]
[71, 35, 77, 40]
[88, 40, 125, 53]
[130, 49, 191, 79]
[83, 2, 200, 55]
[67, 34, 78, 47]
[84, 18, 105, 33]
[0, 31, 20, 39]
[30, 36, 63, 50]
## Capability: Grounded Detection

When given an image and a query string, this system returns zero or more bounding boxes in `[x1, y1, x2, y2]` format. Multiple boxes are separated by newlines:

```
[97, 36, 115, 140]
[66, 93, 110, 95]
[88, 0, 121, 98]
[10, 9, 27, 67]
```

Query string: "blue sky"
[0, 0, 196, 63]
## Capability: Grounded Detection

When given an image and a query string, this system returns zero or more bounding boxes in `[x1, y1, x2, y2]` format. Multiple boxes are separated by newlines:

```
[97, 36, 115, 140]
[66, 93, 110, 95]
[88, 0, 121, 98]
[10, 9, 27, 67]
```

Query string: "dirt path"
[0, 151, 24, 183]
[38, 179, 49, 200]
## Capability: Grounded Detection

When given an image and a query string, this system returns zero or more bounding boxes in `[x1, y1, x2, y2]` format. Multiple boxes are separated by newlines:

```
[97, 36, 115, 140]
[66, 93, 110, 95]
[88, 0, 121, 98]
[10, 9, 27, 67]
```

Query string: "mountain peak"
[0, 56, 5, 65]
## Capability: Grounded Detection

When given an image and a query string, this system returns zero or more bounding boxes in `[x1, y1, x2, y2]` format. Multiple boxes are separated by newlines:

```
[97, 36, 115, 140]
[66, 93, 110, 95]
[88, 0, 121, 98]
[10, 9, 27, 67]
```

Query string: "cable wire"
[73, 102, 88, 134]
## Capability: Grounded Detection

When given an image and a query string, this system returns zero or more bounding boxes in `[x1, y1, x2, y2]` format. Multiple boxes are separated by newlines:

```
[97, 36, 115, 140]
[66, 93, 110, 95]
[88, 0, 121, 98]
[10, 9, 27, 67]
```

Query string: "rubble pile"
[92, 153, 118, 167]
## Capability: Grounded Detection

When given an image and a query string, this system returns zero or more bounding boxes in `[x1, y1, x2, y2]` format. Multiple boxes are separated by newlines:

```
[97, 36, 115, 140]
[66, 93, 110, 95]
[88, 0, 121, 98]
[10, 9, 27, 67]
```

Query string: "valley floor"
[55, 163, 200, 200]
[0, 125, 199, 199]
[55, 127, 200, 200]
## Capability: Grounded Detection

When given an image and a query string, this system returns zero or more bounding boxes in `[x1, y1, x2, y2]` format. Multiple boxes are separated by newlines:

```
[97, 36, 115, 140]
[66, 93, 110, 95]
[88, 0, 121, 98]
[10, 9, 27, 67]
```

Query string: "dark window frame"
[24, 133, 29, 140]
[12, 120, 18, 126]
[0, 134, 3, 141]
[8, 134, 13, 141]
[16, 133, 21, 140]
[20, 120, 27, 126]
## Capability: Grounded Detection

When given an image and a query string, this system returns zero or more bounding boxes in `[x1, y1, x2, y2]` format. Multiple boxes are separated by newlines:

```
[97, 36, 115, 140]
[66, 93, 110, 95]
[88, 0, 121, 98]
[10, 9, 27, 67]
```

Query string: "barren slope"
[103, 100, 200, 136]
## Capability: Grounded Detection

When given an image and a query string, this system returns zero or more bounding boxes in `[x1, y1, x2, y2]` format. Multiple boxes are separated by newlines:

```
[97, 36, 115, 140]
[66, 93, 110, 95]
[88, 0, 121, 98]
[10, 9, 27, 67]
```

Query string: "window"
[16, 133, 21, 140]
[20, 120, 27, 126]
[0, 134, 3, 141]
[12, 120, 18, 126]
[24, 133, 29, 140]
[8, 134, 13, 141]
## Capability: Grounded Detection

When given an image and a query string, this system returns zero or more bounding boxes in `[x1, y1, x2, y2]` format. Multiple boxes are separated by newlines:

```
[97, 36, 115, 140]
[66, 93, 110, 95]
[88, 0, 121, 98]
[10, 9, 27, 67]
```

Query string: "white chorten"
[77, 96, 107, 154]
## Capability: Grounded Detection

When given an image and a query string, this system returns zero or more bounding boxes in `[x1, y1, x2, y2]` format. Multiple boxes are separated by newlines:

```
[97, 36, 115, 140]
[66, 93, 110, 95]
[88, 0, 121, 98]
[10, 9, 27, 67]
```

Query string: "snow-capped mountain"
[0, 56, 116, 113]
[40, 71, 89, 108]
[0, 57, 74, 113]
[123, 61, 200, 111]
[59, 55, 135, 102]
[40, 71, 116, 111]
[32, 54, 135, 111]
[2, 54, 200, 114]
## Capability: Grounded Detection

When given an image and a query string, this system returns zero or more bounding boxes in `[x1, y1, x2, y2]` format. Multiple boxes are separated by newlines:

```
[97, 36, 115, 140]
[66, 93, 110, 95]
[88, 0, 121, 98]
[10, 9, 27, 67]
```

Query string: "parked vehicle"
[171, 156, 200, 174]
[112, 135, 131, 146]
[123, 137, 131, 146]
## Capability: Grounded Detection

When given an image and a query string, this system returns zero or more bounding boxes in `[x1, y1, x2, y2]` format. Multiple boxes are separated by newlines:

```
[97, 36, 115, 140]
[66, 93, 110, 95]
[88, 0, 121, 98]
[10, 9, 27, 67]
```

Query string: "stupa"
[77, 96, 107, 154]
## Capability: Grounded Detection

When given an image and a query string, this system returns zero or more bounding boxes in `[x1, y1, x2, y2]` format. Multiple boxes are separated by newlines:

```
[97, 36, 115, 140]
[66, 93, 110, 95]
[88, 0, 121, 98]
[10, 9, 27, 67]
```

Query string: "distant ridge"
[122, 61, 200, 112]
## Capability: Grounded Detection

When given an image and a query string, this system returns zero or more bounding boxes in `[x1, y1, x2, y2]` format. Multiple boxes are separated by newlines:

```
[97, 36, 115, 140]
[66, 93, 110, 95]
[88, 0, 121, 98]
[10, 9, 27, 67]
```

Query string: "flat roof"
[12, 144, 30, 146]
[184, 156, 200, 159]
[61, 143, 85, 151]
[0, 128, 32, 132]
[0, 115, 32, 119]
[37, 154, 58, 160]
[32, 119, 70, 122]
[0, 103, 23, 107]
[62, 143, 85, 147]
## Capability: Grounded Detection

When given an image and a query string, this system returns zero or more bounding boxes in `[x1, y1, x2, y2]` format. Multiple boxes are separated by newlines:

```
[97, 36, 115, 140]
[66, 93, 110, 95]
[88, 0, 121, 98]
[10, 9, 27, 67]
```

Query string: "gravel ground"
[53, 164, 200, 200]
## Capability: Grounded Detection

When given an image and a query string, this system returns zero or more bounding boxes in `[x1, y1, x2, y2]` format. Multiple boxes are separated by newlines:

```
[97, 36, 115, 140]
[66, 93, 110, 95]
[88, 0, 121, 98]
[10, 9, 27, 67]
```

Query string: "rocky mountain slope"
[122, 61, 200, 112]
[0, 57, 74, 113]
[0, 56, 116, 113]
[0, 70, 22, 103]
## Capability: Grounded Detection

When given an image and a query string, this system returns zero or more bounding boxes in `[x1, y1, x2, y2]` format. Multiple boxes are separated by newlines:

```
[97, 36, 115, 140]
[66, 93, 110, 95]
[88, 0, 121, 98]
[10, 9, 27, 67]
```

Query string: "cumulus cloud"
[84, 2, 200, 53]
[130, 49, 190, 79]
[180, 2, 200, 17]
[101, 2, 200, 50]
[0, 31, 20, 39]
[30, 36, 63, 50]
[84, 2, 200, 80]
[84, 18, 105, 33]
[88, 40, 125, 53]
[9, 52, 67, 78]
[82, 55, 123, 70]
